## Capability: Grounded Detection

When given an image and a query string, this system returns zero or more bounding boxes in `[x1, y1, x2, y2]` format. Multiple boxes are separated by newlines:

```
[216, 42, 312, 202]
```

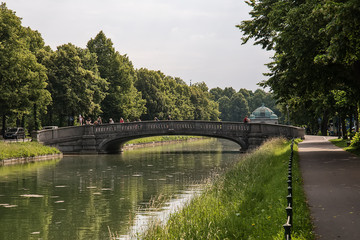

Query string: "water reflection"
[0, 138, 241, 240]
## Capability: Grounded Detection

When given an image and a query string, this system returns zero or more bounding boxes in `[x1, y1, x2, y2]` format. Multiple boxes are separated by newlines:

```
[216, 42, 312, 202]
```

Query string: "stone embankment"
[1, 153, 63, 166]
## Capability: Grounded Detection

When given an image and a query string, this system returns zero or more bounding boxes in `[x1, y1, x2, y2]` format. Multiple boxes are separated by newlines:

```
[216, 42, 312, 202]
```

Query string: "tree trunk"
[341, 117, 347, 139]
[2, 114, 6, 136]
[321, 110, 329, 136]
[349, 114, 353, 139]
[356, 103, 359, 132]
[59, 114, 65, 127]
[49, 107, 53, 126]
[16, 117, 20, 127]
[21, 115, 25, 128]
[34, 103, 39, 131]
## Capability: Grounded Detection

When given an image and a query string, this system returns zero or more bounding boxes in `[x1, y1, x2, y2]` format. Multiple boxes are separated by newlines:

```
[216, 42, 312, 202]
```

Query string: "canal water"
[0, 138, 242, 240]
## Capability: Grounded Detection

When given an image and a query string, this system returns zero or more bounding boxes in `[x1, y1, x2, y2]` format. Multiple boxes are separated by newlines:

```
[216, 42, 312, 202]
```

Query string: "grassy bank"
[125, 136, 203, 145]
[140, 138, 313, 240]
[329, 138, 360, 156]
[0, 141, 61, 161]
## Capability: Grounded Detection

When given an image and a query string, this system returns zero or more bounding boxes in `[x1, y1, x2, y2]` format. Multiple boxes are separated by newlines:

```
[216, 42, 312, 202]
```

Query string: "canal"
[0, 138, 242, 240]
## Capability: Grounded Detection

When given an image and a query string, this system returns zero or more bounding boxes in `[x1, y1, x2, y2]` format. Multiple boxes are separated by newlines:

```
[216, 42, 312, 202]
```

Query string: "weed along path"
[298, 135, 360, 239]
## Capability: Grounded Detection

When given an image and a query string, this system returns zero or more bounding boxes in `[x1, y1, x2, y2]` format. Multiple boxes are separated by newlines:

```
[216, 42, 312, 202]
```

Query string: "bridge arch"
[97, 132, 248, 154]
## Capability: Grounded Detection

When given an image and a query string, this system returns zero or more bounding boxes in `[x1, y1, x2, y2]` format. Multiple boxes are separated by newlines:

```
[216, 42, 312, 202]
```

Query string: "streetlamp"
[286, 105, 289, 125]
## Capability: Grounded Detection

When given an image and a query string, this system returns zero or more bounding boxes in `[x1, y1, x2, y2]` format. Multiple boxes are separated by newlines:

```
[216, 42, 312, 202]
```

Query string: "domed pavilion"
[249, 104, 278, 124]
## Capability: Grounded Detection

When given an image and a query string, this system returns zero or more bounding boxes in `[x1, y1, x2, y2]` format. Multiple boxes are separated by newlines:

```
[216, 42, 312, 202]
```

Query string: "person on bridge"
[154, 117, 159, 121]
[86, 118, 92, 125]
[120, 118, 124, 123]
[97, 116, 102, 124]
[109, 118, 114, 124]
[243, 116, 250, 123]
[79, 115, 83, 125]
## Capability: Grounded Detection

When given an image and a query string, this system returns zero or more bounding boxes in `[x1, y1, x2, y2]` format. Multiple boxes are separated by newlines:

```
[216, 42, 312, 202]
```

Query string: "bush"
[350, 132, 360, 147]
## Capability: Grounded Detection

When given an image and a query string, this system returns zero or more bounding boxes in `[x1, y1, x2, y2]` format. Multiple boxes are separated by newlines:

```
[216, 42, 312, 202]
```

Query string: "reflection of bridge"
[34, 121, 305, 154]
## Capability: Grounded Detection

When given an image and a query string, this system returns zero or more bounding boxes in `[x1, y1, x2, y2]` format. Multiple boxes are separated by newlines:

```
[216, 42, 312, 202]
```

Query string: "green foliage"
[142, 138, 314, 239]
[218, 96, 231, 120]
[136, 68, 220, 121]
[0, 141, 60, 160]
[350, 132, 360, 148]
[87, 31, 146, 122]
[210, 88, 280, 122]
[237, 0, 360, 131]
[190, 82, 220, 121]
[0, 3, 51, 132]
[229, 92, 249, 121]
[330, 138, 360, 156]
[42, 43, 108, 126]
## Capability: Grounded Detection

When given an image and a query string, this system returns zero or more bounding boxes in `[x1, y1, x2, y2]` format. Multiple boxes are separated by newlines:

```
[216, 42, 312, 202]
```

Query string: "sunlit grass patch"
[0, 141, 60, 160]
[330, 138, 360, 156]
[125, 136, 203, 145]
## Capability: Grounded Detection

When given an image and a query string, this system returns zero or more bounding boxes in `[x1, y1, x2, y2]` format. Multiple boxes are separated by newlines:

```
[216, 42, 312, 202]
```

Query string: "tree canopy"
[238, 0, 360, 136]
[0, 3, 51, 133]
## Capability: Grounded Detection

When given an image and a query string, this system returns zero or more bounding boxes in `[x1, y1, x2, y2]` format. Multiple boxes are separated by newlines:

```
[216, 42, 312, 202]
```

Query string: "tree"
[190, 82, 220, 121]
[43, 43, 108, 126]
[209, 87, 224, 102]
[237, 0, 360, 133]
[229, 93, 249, 122]
[0, 3, 50, 134]
[218, 96, 231, 121]
[87, 31, 146, 122]
[223, 87, 236, 99]
[163, 75, 195, 120]
[135, 68, 168, 120]
[23, 27, 52, 131]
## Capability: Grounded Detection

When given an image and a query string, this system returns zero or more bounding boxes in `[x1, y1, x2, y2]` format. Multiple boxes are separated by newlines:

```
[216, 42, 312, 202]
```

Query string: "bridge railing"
[93, 121, 251, 134]
[36, 125, 84, 142]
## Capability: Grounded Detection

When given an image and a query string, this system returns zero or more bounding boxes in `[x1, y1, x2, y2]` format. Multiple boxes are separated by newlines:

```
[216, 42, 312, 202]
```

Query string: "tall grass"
[0, 141, 61, 160]
[140, 138, 314, 240]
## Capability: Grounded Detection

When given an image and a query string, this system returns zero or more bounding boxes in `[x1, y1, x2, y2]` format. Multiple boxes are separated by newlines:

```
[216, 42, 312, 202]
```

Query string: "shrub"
[350, 132, 360, 147]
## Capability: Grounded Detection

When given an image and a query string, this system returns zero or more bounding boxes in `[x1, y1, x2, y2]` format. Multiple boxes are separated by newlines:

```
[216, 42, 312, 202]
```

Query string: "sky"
[6, 0, 273, 91]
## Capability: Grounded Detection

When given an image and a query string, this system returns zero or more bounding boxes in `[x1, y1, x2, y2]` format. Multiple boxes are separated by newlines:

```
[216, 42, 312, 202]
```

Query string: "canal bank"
[0, 136, 201, 165]
[0, 141, 62, 165]
[0, 153, 63, 166]
[140, 138, 314, 240]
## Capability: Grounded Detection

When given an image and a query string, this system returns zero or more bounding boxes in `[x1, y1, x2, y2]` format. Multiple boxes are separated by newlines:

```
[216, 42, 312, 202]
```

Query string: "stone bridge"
[34, 120, 305, 154]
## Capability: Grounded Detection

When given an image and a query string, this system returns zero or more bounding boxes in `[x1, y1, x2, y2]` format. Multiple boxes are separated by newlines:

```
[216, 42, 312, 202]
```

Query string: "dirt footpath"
[298, 135, 360, 239]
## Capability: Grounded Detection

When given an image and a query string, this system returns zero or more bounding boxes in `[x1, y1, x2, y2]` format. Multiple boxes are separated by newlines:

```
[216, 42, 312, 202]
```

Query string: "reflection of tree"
[0, 159, 60, 179]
